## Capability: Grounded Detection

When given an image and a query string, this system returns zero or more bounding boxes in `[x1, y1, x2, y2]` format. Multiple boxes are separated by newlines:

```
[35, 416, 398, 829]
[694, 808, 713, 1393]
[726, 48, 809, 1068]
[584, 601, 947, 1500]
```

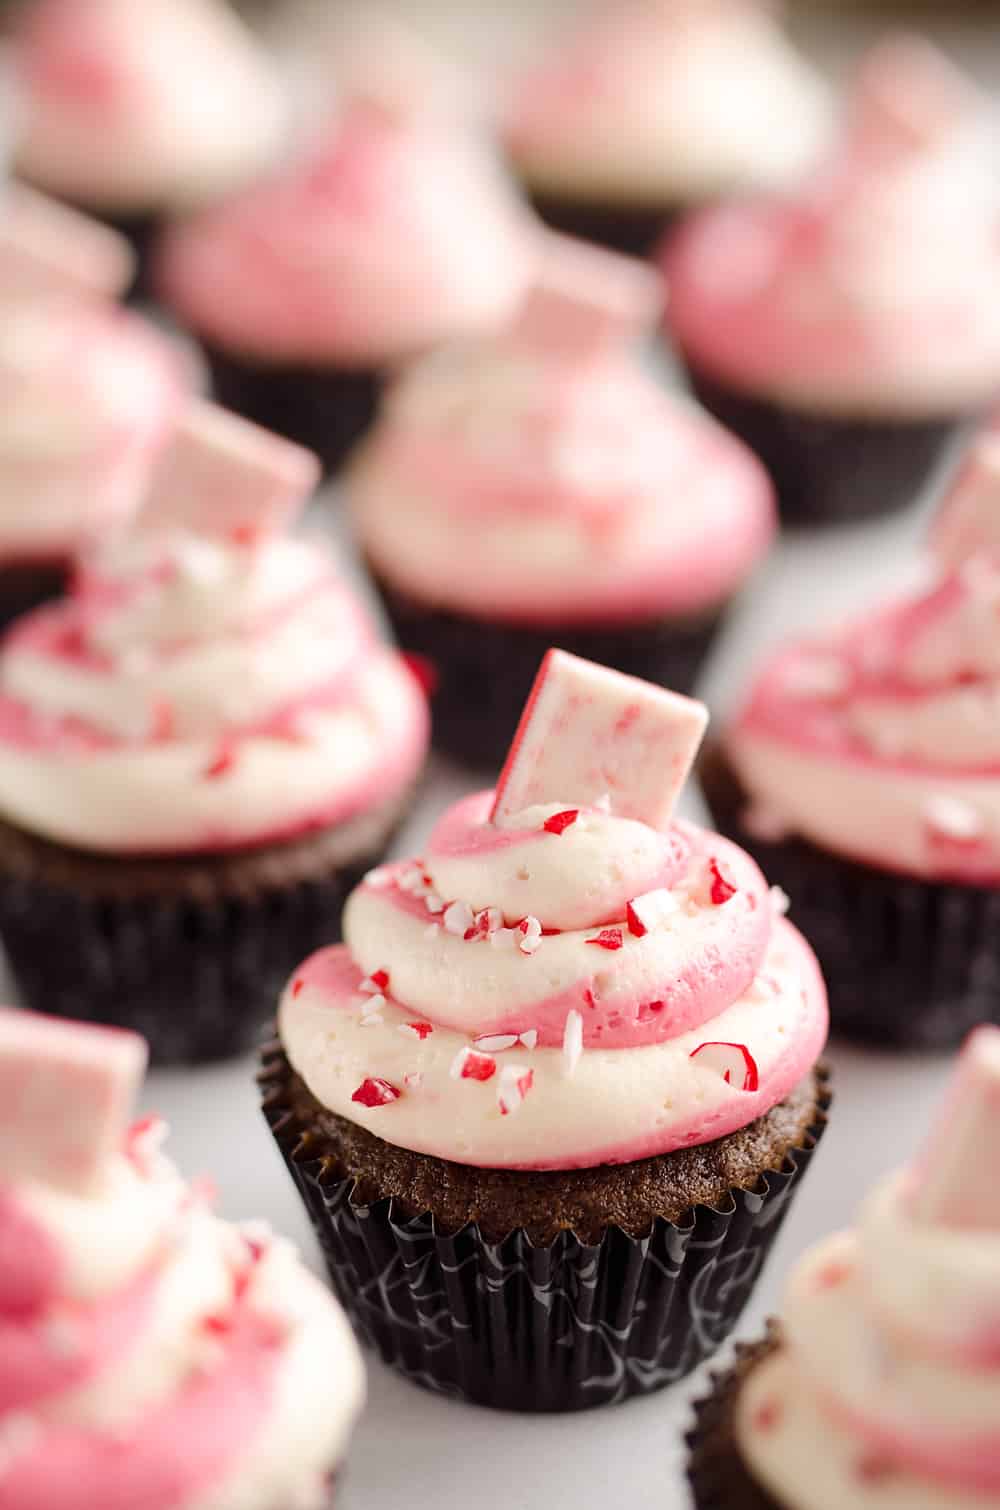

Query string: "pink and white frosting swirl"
[279, 791, 827, 1170]
[0, 525, 429, 854]
[12, 0, 286, 213]
[505, 0, 830, 207]
[665, 36, 1000, 416]
[349, 341, 775, 624]
[0, 1114, 364, 1510]
[735, 1137, 1000, 1505]
[0, 295, 182, 567]
[156, 102, 537, 367]
[729, 556, 1000, 881]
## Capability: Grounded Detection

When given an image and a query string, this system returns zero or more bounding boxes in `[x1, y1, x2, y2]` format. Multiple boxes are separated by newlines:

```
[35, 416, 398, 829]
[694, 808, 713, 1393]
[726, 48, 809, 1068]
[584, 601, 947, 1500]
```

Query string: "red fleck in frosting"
[156, 95, 536, 368]
[729, 427, 1000, 881]
[0, 404, 429, 854]
[735, 1026, 1000, 1509]
[665, 35, 1000, 418]
[279, 654, 826, 1170]
[350, 235, 775, 625]
[0, 1008, 364, 1510]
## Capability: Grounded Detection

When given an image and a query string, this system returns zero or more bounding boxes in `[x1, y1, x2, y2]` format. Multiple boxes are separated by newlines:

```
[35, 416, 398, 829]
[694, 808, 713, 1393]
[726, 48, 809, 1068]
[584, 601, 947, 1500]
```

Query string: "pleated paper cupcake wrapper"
[372, 568, 724, 770]
[701, 744, 1000, 1050]
[261, 1048, 830, 1413]
[686, 1325, 784, 1510]
[684, 362, 958, 529]
[525, 192, 678, 260]
[201, 342, 382, 478]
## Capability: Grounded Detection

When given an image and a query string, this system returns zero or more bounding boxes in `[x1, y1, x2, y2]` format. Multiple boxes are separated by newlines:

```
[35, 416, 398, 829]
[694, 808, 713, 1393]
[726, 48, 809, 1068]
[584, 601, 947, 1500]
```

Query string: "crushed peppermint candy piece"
[518, 916, 543, 955]
[125, 1114, 168, 1173]
[924, 794, 984, 843]
[708, 858, 738, 906]
[444, 900, 475, 936]
[497, 1065, 535, 1116]
[402, 1071, 424, 1091]
[587, 927, 623, 951]
[360, 993, 387, 1016]
[424, 891, 445, 914]
[450, 1047, 497, 1082]
[0, 184, 135, 300]
[359, 1013, 384, 1028]
[466, 906, 503, 941]
[360, 970, 390, 994]
[475, 1033, 520, 1053]
[931, 433, 1000, 571]
[490, 649, 708, 830]
[397, 864, 428, 894]
[909, 1026, 1000, 1230]
[511, 231, 662, 363]
[626, 888, 678, 937]
[351, 1078, 401, 1108]
[770, 886, 791, 917]
[543, 809, 580, 835]
[400, 1021, 434, 1040]
[562, 1010, 583, 1077]
[519, 1029, 538, 1050]
[364, 866, 393, 889]
[689, 1042, 760, 1093]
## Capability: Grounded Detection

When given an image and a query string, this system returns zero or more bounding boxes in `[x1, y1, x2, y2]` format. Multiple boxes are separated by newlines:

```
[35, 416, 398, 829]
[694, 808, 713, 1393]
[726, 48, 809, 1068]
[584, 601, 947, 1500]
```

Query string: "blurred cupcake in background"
[665, 34, 1000, 527]
[689, 1024, 1000, 1510]
[0, 399, 429, 1063]
[9, 0, 287, 291]
[156, 17, 537, 476]
[0, 1007, 365, 1509]
[702, 425, 1000, 1048]
[504, 0, 830, 258]
[0, 185, 183, 627]
[349, 232, 775, 767]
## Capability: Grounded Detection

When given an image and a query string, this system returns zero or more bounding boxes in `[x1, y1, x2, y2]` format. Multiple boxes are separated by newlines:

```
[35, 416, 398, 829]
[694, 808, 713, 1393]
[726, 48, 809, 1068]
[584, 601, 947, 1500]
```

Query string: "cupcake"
[0, 398, 429, 1063]
[0, 185, 182, 628]
[503, 0, 830, 258]
[155, 64, 537, 475]
[0, 1005, 365, 1507]
[689, 1023, 1000, 1510]
[703, 428, 1000, 1049]
[349, 232, 776, 768]
[664, 35, 1000, 528]
[10, 0, 286, 292]
[262, 648, 831, 1412]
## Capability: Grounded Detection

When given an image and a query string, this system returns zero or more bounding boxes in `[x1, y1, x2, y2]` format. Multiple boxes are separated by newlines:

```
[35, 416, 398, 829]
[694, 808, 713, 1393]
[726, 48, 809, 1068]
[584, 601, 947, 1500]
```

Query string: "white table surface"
[115, 6, 1000, 1506]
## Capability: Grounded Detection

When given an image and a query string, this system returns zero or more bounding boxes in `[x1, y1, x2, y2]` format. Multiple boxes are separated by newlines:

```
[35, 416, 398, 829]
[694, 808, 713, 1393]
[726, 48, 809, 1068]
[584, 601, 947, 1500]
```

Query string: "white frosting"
[507, 1, 831, 205]
[15, 0, 286, 212]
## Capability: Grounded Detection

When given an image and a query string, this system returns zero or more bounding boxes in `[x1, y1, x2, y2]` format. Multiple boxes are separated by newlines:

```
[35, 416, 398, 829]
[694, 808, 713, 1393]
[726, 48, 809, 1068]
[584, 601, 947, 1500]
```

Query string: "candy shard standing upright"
[0, 1007, 146, 1194]
[510, 230, 663, 363]
[908, 1024, 1000, 1230]
[0, 183, 135, 298]
[139, 397, 321, 541]
[930, 432, 1000, 571]
[849, 30, 981, 161]
[490, 647, 708, 828]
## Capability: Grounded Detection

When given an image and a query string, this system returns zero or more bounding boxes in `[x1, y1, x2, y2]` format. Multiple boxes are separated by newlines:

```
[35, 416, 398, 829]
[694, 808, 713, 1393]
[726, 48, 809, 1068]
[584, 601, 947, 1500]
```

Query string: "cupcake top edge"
[280, 649, 828, 1172]
[663, 33, 1000, 417]
[734, 1024, 1000, 1507]
[0, 1005, 365, 1510]
[349, 233, 776, 625]
[727, 421, 1000, 882]
[0, 398, 429, 855]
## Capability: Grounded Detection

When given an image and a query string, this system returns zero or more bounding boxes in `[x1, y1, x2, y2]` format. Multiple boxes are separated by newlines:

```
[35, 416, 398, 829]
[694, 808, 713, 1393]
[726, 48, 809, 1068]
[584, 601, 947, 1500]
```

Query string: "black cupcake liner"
[701, 745, 1000, 1050]
[0, 803, 409, 1065]
[260, 1048, 830, 1413]
[525, 192, 677, 259]
[0, 562, 68, 632]
[201, 342, 382, 477]
[687, 1326, 784, 1510]
[372, 569, 724, 769]
[684, 361, 958, 528]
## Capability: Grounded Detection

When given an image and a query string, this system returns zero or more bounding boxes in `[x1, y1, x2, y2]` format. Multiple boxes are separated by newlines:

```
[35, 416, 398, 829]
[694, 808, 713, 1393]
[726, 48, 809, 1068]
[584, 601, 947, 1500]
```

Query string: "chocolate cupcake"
[703, 427, 1000, 1049]
[262, 648, 831, 1411]
[9, 0, 286, 294]
[689, 1025, 1000, 1509]
[0, 186, 183, 629]
[663, 35, 1000, 528]
[503, 0, 830, 258]
[0, 399, 429, 1063]
[349, 233, 776, 767]
[156, 40, 537, 477]
[0, 1006, 365, 1508]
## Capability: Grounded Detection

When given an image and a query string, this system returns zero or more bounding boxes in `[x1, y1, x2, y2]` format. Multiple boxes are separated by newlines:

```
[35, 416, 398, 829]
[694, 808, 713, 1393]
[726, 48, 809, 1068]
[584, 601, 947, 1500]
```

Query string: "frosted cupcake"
[262, 649, 830, 1411]
[156, 68, 537, 474]
[0, 1006, 364, 1508]
[504, 0, 830, 257]
[689, 1024, 1000, 1510]
[703, 428, 1000, 1048]
[10, 0, 286, 290]
[0, 399, 429, 1062]
[0, 186, 182, 627]
[665, 35, 1000, 526]
[349, 233, 776, 766]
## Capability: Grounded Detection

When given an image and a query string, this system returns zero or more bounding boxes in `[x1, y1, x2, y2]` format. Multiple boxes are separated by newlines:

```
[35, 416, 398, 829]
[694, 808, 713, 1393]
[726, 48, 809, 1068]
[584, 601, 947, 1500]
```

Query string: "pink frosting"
[156, 102, 536, 366]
